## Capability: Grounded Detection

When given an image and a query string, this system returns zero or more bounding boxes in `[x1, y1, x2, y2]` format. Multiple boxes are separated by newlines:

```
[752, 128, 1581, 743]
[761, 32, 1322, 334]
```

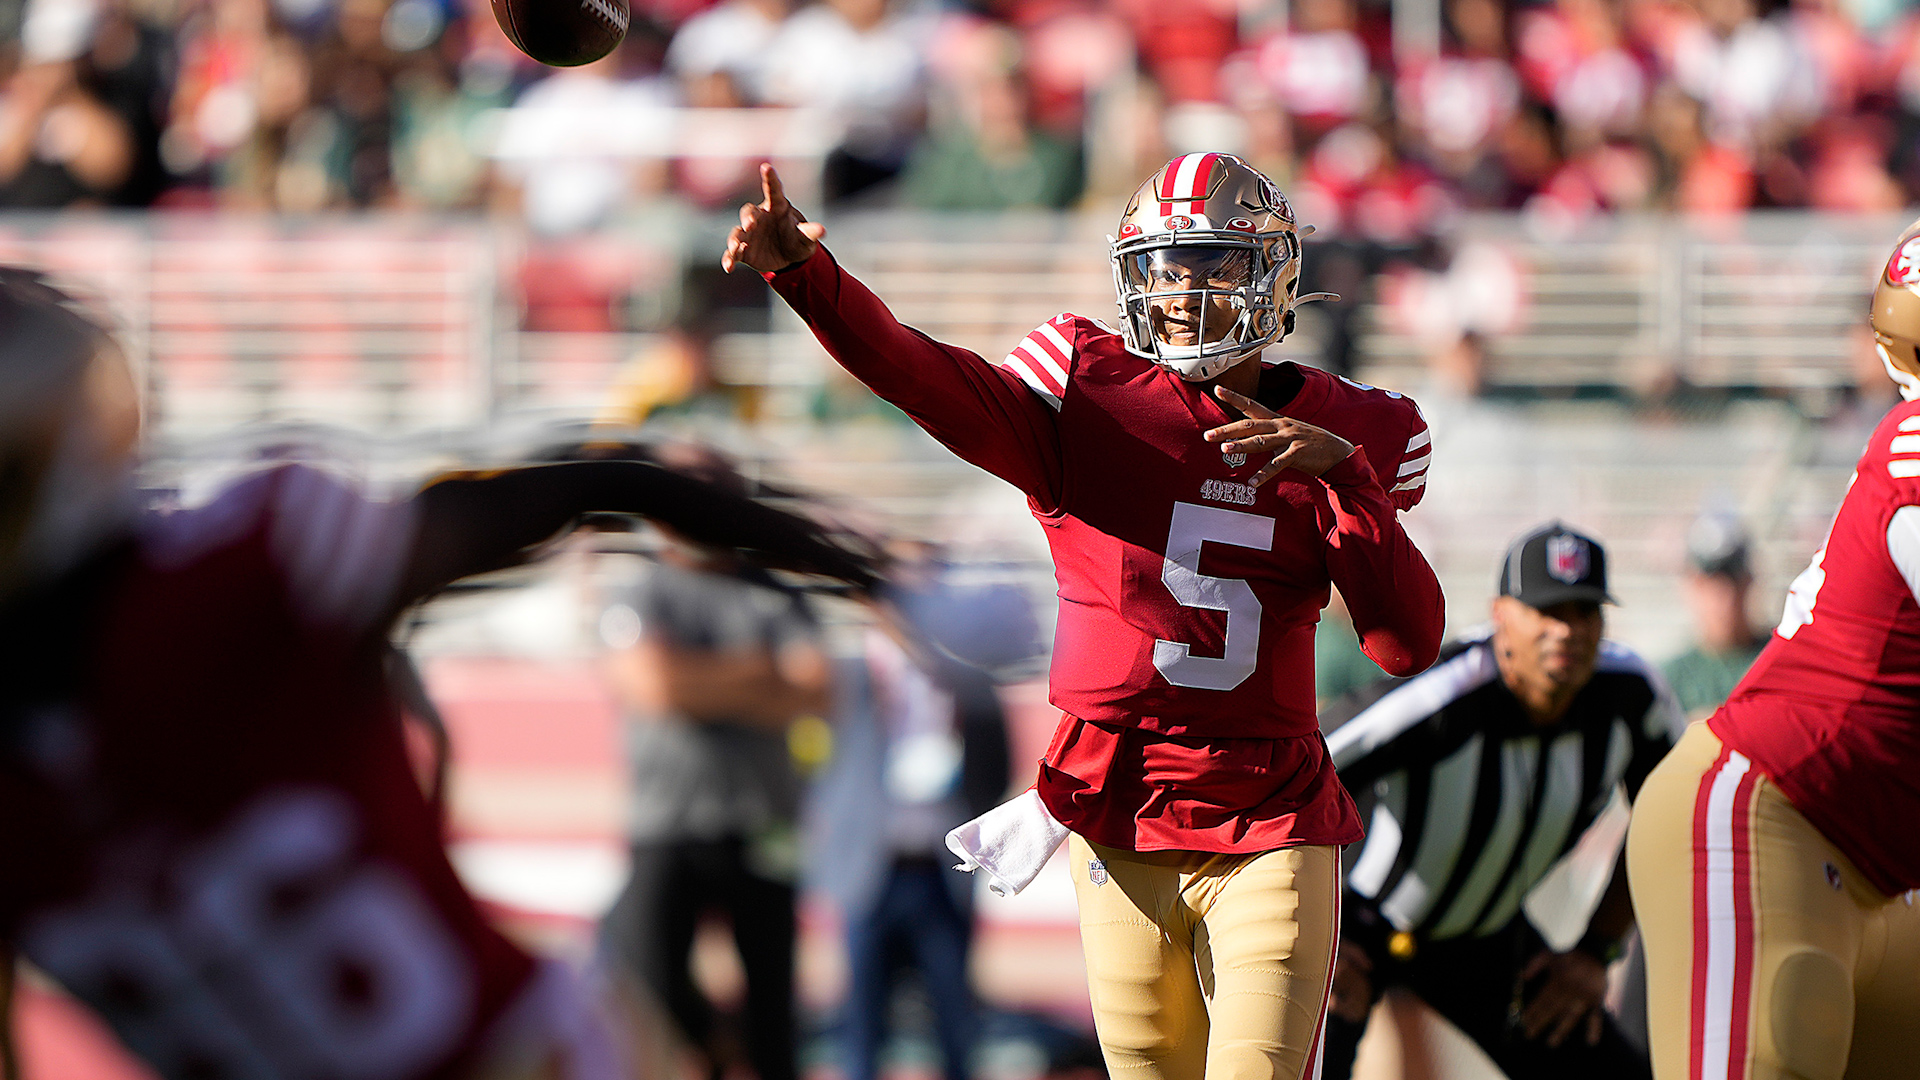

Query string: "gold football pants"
[1068, 834, 1339, 1080]
[1626, 722, 1920, 1080]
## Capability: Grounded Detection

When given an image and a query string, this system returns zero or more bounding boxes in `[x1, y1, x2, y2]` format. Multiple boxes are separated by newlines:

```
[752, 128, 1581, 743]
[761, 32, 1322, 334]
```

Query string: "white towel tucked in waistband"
[944, 788, 1070, 896]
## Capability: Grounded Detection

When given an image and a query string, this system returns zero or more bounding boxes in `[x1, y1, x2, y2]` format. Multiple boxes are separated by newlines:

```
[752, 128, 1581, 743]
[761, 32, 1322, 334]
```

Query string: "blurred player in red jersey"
[0, 269, 880, 1080]
[1626, 221, 1920, 1080]
[724, 155, 1444, 1080]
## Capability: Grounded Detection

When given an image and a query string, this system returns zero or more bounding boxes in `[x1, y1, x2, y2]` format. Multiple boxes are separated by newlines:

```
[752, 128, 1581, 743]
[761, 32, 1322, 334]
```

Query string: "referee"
[1320, 522, 1677, 1080]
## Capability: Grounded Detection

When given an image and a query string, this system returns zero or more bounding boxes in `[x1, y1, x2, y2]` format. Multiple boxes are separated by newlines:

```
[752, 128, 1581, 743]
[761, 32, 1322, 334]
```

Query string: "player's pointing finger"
[1214, 385, 1280, 419]
[763, 163, 787, 213]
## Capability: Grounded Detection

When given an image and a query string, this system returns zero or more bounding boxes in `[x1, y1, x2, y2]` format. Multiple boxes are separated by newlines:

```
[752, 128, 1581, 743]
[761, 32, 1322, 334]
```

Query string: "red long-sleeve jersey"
[1712, 399, 1920, 894]
[770, 247, 1444, 852]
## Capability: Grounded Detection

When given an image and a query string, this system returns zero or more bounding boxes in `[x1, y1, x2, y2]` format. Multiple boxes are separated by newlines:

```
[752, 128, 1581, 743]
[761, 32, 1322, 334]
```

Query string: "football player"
[1625, 221, 1920, 1080]
[725, 156, 1444, 1080]
[0, 269, 880, 1080]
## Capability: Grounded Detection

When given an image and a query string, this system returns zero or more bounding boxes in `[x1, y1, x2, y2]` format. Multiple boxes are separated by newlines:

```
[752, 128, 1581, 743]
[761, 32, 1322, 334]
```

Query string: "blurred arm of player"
[392, 460, 881, 618]
[1517, 851, 1632, 1048]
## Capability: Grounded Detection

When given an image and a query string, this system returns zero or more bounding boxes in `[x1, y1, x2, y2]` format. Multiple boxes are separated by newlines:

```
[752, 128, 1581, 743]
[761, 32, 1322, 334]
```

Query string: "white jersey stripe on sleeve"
[997, 353, 1063, 411]
[1390, 475, 1427, 494]
[1397, 452, 1432, 478]
[1890, 460, 1920, 479]
[1887, 506, 1920, 606]
[1900, 415, 1920, 431]
[1405, 430, 1431, 454]
[1011, 342, 1067, 394]
[1035, 321, 1076, 361]
[1890, 434, 1920, 454]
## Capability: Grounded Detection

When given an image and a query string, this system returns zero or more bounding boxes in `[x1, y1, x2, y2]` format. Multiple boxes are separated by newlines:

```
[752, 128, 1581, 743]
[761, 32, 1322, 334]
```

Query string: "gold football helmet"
[1111, 153, 1327, 381]
[1874, 217, 1920, 402]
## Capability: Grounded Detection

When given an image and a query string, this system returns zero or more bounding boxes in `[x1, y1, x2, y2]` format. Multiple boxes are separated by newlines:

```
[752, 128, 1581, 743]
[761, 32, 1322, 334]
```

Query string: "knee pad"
[1766, 950, 1854, 1080]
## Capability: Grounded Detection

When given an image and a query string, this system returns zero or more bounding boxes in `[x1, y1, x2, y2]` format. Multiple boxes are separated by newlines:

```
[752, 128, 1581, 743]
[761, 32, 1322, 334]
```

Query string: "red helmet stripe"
[1156, 153, 1220, 215]
[1158, 156, 1190, 201]
[1157, 155, 1188, 216]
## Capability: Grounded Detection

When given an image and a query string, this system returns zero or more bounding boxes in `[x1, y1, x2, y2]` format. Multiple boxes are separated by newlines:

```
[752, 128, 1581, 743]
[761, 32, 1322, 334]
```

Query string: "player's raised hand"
[1205, 386, 1356, 487]
[722, 163, 827, 275]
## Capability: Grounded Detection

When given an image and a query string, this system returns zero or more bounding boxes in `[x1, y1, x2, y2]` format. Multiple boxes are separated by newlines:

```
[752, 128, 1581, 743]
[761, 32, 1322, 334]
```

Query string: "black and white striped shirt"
[1324, 630, 1677, 941]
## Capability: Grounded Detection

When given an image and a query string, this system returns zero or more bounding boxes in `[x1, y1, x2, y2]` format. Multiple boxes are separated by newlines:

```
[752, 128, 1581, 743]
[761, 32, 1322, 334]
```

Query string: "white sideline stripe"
[1887, 506, 1920, 606]
[1890, 459, 1920, 478]
[1034, 322, 1077, 379]
[998, 355, 1062, 410]
[1390, 475, 1427, 493]
[1012, 341, 1067, 391]
[1397, 452, 1432, 477]
[1405, 430, 1431, 453]
[1900, 415, 1920, 431]
[1891, 434, 1920, 454]
[1701, 751, 1753, 1080]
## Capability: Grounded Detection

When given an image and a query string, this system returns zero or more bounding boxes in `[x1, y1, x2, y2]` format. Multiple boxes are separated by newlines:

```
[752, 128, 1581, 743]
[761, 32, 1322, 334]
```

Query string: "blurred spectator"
[1661, 513, 1767, 722]
[900, 19, 1080, 210]
[1666, 0, 1816, 153]
[807, 554, 1018, 1080]
[1006, 1, 1132, 139]
[6, 0, 1920, 222]
[1515, 0, 1647, 144]
[1111, 0, 1237, 105]
[1296, 120, 1455, 241]
[598, 445, 829, 1080]
[1645, 81, 1754, 213]
[389, 12, 514, 209]
[1394, 0, 1520, 203]
[761, 0, 929, 205]
[0, 0, 168, 207]
[493, 34, 676, 235]
[1247, 0, 1372, 144]
[665, 0, 790, 105]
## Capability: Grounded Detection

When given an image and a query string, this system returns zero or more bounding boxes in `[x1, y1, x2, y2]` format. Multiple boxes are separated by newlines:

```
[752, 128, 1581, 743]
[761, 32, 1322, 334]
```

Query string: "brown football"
[492, 0, 629, 67]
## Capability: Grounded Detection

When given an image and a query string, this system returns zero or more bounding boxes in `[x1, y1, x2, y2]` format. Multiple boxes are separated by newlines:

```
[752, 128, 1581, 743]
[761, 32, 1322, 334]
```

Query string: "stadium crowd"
[3, 0, 1920, 234]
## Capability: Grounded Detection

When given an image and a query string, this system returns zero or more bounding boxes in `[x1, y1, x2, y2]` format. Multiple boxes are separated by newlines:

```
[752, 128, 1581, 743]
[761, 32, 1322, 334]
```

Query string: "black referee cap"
[1498, 521, 1616, 609]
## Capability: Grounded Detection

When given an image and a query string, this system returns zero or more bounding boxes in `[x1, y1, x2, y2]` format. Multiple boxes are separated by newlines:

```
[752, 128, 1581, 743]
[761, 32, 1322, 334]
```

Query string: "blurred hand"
[1516, 948, 1608, 1048]
[722, 163, 826, 275]
[1204, 386, 1356, 487]
[1329, 939, 1374, 1023]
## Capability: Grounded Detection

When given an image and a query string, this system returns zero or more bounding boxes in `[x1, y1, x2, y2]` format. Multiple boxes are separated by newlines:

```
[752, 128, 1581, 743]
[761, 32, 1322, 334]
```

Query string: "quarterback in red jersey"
[0, 270, 879, 1080]
[725, 155, 1444, 1080]
[1626, 220, 1920, 1080]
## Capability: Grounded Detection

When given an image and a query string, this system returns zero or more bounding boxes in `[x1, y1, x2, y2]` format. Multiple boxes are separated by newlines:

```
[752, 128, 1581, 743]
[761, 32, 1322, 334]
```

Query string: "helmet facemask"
[1108, 153, 1314, 383]
[1114, 238, 1292, 382]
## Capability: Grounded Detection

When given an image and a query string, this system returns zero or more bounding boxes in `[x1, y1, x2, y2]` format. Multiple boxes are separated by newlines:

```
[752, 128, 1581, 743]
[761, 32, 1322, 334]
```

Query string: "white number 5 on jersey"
[1154, 502, 1275, 691]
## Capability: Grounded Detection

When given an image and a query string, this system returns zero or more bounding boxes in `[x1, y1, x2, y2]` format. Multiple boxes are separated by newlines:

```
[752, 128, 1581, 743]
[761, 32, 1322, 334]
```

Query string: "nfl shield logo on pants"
[1088, 859, 1109, 886]
[1547, 534, 1589, 584]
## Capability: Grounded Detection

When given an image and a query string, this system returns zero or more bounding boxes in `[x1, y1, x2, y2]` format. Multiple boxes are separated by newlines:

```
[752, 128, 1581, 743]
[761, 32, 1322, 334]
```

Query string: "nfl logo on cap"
[1499, 521, 1616, 608]
[1547, 534, 1589, 584]
[1088, 859, 1109, 886]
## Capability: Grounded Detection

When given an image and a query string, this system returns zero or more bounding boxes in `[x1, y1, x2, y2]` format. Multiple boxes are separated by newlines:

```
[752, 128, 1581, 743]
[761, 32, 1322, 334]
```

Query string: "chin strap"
[1880, 342, 1920, 402]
